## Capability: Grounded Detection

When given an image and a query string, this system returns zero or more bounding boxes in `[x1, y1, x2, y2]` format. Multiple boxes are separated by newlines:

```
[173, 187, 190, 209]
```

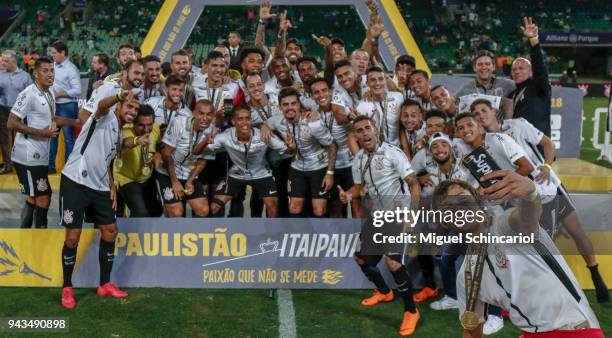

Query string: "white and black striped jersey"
[61, 112, 119, 191]
[266, 114, 333, 172]
[10, 84, 56, 166]
[355, 91, 404, 147]
[457, 206, 600, 333]
[207, 127, 287, 180]
[352, 142, 414, 200]
[144, 96, 192, 128]
[157, 115, 215, 180]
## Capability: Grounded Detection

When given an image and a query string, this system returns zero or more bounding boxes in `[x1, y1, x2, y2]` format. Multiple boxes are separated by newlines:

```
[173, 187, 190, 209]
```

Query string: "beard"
[434, 155, 451, 165]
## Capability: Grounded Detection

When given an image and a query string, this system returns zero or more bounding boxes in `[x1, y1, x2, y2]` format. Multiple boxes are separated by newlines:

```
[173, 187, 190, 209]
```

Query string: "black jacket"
[508, 43, 551, 137]
[228, 45, 243, 72]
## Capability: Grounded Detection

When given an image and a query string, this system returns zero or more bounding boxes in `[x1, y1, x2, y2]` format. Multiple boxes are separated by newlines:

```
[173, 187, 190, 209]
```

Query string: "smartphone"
[223, 99, 233, 116]
[462, 147, 502, 188]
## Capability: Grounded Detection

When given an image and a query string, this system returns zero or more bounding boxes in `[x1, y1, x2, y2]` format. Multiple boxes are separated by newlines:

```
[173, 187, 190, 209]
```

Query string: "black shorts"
[216, 176, 278, 198]
[14, 162, 52, 197]
[540, 185, 577, 238]
[330, 166, 354, 200]
[288, 167, 329, 199]
[59, 175, 115, 228]
[157, 173, 206, 204]
[199, 153, 228, 186]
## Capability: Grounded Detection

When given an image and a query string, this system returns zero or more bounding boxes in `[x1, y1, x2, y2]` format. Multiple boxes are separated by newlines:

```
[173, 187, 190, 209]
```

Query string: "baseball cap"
[428, 132, 452, 149]
[396, 54, 416, 68]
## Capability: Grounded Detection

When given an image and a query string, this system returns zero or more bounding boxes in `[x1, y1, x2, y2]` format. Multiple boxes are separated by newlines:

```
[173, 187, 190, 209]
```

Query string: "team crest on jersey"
[162, 187, 174, 201]
[494, 244, 508, 269]
[374, 156, 385, 170]
[81, 170, 88, 178]
[63, 209, 74, 225]
[36, 178, 48, 192]
[19, 184, 25, 193]
[33, 152, 40, 159]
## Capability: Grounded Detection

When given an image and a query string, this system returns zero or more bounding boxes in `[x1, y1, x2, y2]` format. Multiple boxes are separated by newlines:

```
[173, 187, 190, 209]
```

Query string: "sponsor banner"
[540, 32, 612, 45]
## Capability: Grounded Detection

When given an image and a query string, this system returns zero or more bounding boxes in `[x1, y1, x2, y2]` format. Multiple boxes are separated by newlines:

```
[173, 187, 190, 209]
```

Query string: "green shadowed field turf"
[0, 288, 609, 337]
[581, 97, 612, 169]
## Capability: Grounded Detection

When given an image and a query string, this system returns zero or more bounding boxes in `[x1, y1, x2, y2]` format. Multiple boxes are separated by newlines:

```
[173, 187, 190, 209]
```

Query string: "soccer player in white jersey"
[433, 172, 603, 338]
[331, 60, 365, 121]
[141, 55, 165, 101]
[355, 66, 403, 147]
[310, 77, 359, 218]
[157, 100, 216, 218]
[398, 99, 426, 160]
[8, 57, 76, 228]
[454, 112, 534, 176]
[265, 87, 336, 217]
[144, 75, 191, 133]
[296, 56, 320, 112]
[245, 72, 281, 127]
[408, 70, 433, 111]
[264, 56, 296, 97]
[59, 81, 142, 309]
[472, 99, 609, 303]
[197, 105, 294, 218]
[338, 115, 421, 336]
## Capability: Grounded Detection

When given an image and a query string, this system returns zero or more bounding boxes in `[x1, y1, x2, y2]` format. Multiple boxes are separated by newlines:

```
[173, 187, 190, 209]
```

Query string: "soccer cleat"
[97, 283, 128, 298]
[413, 287, 438, 303]
[430, 295, 458, 310]
[360, 289, 394, 306]
[399, 310, 420, 336]
[483, 315, 504, 335]
[61, 287, 76, 309]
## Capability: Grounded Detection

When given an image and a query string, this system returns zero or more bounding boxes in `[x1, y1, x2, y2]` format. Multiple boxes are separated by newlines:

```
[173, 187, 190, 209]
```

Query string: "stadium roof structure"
[140, 0, 430, 73]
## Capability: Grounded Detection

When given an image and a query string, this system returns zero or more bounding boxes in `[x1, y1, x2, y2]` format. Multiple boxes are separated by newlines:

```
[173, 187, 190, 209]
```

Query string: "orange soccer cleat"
[399, 310, 420, 336]
[412, 287, 438, 303]
[361, 289, 394, 306]
[97, 283, 128, 299]
[61, 287, 76, 309]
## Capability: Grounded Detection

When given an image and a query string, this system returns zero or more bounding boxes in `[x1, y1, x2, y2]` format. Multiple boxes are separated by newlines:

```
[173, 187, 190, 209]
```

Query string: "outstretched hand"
[259, 1, 277, 20]
[521, 17, 538, 38]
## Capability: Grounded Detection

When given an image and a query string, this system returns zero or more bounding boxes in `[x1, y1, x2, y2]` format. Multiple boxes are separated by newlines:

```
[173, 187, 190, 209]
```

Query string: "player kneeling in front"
[59, 89, 141, 308]
[432, 172, 603, 338]
[339, 115, 421, 336]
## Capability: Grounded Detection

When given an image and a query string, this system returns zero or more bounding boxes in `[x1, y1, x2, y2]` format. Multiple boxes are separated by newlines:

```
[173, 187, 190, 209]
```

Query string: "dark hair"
[124, 59, 143, 72]
[473, 50, 495, 65]
[296, 56, 318, 69]
[287, 38, 304, 52]
[118, 43, 135, 55]
[231, 103, 251, 117]
[366, 66, 385, 76]
[51, 41, 68, 55]
[351, 115, 375, 127]
[425, 110, 449, 122]
[307, 77, 329, 89]
[94, 53, 110, 67]
[205, 50, 225, 64]
[136, 104, 155, 121]
[171, 49, 190, 61]
[395, 54, 416, 68]
[161, 62, 172, 77]
[142, 55, 160, 65]
[229, 31, 241, 39]
[409, 69, 429, 80]
[469, 98, 494, 112]
[454, 112, 477, 126]
[183, 47, 194, 56]
[244, 72, 262, 82]
[278, 87, 301, 103]
[432, 179, 484, 212]
[333, 59, 352, 73]
[34, 56, 53, 69]
[164, 74, 185, 87]
[331, 38, 345, 47]
[134, 46, 141, 54]
[239, 46, 265, 63]
[401, 98, 424, 111]
[430, 84, 446, 93]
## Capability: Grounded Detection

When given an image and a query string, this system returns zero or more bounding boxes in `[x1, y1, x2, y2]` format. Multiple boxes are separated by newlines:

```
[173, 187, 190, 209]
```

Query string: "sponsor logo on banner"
[0, 240, 51, 281]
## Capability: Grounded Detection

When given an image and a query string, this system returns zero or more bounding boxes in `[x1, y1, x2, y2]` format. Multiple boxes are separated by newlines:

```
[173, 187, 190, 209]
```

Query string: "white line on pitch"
[277, 289, 297, 338]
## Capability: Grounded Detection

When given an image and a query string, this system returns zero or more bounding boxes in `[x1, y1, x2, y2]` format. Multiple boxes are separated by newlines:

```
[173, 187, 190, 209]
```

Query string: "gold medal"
[184, 188, 193, 195]
[142, 166, 151, 176]
[460, 311, 480, 330]
[115, 158, 123, 168]
[50, 122, 57, 130]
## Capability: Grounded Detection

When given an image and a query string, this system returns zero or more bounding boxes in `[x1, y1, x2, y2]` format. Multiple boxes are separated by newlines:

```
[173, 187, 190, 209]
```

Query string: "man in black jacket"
[509, 17, 551, 137]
